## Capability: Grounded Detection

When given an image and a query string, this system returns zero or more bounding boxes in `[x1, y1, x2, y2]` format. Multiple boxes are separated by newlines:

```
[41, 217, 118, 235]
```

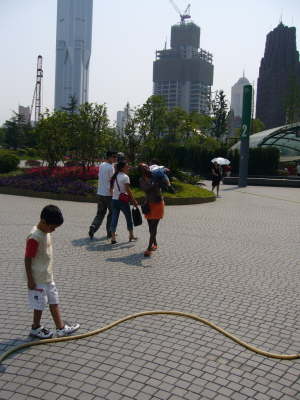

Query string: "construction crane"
[169, 0, 191, 24]
[31, 55, 43, 123]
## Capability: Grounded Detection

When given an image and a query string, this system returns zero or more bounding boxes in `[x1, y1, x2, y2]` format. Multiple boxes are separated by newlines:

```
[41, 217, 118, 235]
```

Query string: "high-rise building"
[116, 110, 127, 134]
[116, 104, 131, 134]
[54, 0, 93, 110]
[153, 20, 213, 114]
[231, 75, 250, 118]
[256, 23, 300, 129]
[18, 105, 31, 124]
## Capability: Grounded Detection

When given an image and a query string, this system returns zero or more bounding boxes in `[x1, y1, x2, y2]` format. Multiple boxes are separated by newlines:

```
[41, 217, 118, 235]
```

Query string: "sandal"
[151, 245, 158, 251]
[144, 250, 152, 257]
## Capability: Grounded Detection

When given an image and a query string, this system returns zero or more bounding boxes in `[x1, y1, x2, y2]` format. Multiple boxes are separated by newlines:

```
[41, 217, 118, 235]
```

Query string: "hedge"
[0, 150, 19, 173]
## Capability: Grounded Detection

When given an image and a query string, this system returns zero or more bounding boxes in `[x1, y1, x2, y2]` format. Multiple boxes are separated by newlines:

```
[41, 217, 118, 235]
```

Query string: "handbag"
[131, 206, 143, 226]
[141, 200, 150, 214]
[116, 177, 130, 203]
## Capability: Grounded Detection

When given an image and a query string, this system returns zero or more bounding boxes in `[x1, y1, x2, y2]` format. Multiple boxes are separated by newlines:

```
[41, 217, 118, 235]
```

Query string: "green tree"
[3, 113, 28, 149]
[135, 95, 168, 140]
[35, 110, 69, 168]
[189, 112, 213, 136]
[165, 107, 188, 138]
[118, 103, 143, 163]
[251, 118, 265, 134]
[211, 90, 229, 139]
[0, 127, 6, 146]
[71, 103, 110, 168]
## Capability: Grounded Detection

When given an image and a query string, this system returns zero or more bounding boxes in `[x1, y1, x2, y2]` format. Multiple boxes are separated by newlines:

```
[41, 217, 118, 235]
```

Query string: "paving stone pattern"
[0, 183, 300, 400]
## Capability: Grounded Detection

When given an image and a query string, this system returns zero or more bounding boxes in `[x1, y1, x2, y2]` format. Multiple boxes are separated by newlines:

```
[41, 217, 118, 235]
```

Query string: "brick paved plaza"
[0, 184, 300, 400]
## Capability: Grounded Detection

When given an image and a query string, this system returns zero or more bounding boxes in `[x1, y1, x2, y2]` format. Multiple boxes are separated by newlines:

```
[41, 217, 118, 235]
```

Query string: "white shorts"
[28, 282, 59, 310]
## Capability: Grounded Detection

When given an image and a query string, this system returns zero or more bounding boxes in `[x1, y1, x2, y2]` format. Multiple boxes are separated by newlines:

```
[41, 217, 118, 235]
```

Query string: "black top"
[211, 164, 222, 182]
[139, 177, 163, 203]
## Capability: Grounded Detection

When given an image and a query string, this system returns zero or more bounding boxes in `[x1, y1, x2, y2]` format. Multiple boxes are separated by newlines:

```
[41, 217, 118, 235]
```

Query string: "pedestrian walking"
[88, 151, 118, 240]
[211, 161, 222, 197]
[110, 161, 138, 244]
[25, 205, 80, 338]
[139, 163, 164, 257]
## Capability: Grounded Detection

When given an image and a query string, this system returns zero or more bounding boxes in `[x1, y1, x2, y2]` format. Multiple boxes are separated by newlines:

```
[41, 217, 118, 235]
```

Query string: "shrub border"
[0, 186, 215, 205]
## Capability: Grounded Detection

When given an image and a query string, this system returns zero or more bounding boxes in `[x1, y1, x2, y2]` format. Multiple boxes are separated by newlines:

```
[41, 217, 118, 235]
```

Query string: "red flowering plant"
[26, 166, 99, 181]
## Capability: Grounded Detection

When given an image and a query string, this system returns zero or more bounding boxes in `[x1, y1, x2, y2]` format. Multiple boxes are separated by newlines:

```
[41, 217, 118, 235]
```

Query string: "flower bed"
[0, 173, 95, 196]
[26, 166, 99, 180]
[0, 166, 215, 204]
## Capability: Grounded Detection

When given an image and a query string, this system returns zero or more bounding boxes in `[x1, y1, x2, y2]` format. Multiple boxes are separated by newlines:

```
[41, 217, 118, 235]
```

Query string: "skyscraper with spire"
[231, 74, 250, 118]
[153, 18, 213, 114]
[256, 23, 300, 128]
[54, 0, 93, 110]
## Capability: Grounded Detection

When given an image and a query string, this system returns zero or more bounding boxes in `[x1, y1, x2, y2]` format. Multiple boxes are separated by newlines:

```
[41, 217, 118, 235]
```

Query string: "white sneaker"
[56, 323, 80, 337]
[30, 326, 53, 339]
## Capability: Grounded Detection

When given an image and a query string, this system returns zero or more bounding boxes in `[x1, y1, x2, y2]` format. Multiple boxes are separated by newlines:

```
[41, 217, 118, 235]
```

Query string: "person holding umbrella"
[211, 157, 230, 197]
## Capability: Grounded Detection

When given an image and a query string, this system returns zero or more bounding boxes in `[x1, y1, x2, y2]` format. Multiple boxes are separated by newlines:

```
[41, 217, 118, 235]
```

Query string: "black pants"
[90, 195, 112, 236]
[147, 219, 160, 250]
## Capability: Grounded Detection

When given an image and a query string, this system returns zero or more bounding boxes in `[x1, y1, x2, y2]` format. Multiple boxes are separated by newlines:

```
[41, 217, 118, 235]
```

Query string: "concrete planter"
[223, 176, 300, 188]
[0, 186, 216, 205]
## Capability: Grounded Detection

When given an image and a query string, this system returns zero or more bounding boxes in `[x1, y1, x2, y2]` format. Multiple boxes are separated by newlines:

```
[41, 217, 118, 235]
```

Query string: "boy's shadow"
[0, 337, 38, 371]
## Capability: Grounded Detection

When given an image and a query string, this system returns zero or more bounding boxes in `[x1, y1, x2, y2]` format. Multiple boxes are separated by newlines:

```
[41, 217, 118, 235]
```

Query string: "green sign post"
[239, 84, 253, 187]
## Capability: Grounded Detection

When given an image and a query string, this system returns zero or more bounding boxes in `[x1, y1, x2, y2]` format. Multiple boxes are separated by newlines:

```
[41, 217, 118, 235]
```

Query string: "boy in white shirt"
[25, 205, 80, 339]
[89, 151, 118, 239]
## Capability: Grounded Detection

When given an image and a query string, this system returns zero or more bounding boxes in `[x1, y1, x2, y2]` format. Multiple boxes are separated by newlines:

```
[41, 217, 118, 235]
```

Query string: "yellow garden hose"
[1, 310, 299, 364]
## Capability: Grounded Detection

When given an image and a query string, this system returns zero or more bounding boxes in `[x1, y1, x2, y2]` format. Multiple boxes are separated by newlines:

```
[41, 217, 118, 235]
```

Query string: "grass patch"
[0, 169, 24, 178]
[132, 180, 213, 199]
[88, 178, 213, 199]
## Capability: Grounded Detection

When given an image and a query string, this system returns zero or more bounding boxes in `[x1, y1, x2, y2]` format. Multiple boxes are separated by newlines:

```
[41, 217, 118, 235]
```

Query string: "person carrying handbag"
[138, 163, 164, 257]
[110, 161, 138, 244]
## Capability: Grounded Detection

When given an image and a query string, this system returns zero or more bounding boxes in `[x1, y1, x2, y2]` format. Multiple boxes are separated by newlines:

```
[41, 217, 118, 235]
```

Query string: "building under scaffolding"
[153, 20, 214, 114]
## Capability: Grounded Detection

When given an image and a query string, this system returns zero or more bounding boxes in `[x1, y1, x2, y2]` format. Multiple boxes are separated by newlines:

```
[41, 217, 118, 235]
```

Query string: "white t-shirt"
[97, 162, 114, 196]
[112, 172, 130, 200]
[26, 226, 54, 284]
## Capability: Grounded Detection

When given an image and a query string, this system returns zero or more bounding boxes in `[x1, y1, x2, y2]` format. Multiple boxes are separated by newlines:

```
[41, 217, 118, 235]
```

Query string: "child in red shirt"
[25, 205, 80, 339]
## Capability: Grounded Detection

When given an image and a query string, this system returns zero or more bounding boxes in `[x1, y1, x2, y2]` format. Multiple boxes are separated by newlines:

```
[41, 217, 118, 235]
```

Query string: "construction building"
[18, 106, 31, 124]
[153, 14, 213, 114]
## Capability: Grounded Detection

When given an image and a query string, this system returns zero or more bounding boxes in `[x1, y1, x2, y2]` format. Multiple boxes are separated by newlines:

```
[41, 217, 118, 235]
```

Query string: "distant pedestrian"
[88, 151, 118, 240]
[211, 161, 222, 197]
[25, 205, 80, 338]
[110, 161, 138, 244]
[139, 163, 164, 257]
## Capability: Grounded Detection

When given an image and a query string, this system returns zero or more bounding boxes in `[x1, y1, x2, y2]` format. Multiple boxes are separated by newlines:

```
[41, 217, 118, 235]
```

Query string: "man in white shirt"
[89, 151, 117, 239]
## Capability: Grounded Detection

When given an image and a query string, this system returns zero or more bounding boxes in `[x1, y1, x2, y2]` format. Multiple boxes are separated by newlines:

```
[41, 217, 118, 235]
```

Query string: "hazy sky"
[0, 0, 299, 125]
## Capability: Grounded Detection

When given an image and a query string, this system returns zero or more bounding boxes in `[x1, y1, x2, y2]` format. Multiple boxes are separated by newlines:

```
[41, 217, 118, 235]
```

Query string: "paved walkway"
[0, 183, 299, 400]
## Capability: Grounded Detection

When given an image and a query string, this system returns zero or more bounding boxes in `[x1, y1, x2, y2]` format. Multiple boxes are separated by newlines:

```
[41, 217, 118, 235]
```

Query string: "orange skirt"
[145, 201, 164, 220]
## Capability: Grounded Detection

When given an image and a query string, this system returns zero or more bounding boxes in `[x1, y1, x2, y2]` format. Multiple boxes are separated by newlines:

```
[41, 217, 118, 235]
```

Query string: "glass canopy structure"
[231, 122, 300, 162]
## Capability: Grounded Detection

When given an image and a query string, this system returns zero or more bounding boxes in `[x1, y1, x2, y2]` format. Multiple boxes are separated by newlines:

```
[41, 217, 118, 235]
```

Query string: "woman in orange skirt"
[139, 163, 164, 257]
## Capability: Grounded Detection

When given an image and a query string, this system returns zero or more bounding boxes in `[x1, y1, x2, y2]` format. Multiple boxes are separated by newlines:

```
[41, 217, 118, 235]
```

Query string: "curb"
[223, 176, 300, 188]
[0, 186, 216, 206]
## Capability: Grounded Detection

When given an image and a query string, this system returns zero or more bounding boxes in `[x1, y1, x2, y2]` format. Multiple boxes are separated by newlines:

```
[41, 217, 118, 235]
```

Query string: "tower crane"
[30, 55, 43, 123]
[169, 0, 191, 24]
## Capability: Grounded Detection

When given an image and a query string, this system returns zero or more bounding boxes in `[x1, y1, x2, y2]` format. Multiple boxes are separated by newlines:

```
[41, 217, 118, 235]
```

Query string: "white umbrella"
[211, 157, 230, 165]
